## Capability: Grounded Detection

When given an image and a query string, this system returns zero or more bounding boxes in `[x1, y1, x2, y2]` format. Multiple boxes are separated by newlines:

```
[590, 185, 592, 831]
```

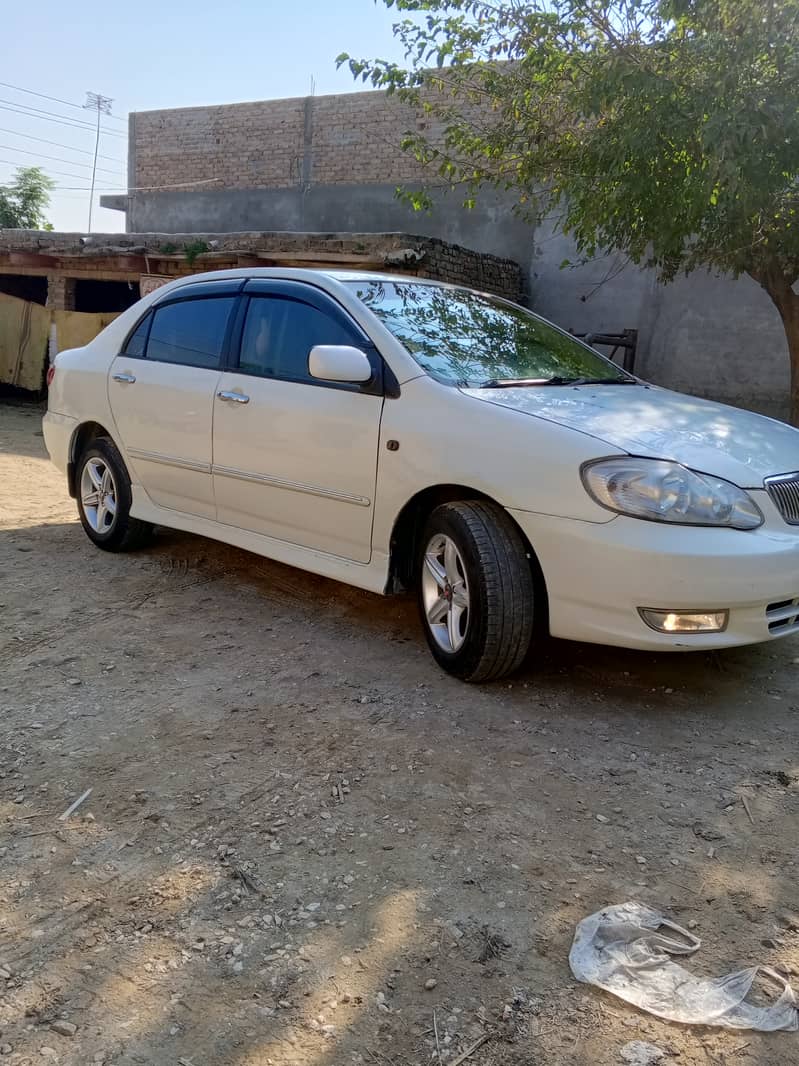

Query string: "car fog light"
[639, 609, 729, 634]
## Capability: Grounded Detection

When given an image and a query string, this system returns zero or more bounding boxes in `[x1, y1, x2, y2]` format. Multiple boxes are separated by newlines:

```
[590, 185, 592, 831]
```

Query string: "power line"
[0, 126, 124, 163]
[0, 100, 126, 138]
[0, 79, 128, 125]
[51, 186, 119, 191]
[0, 156, 117, 184]
[0, 144, 125, 176]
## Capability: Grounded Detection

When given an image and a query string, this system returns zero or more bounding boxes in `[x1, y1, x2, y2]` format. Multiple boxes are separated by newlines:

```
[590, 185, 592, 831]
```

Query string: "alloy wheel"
[80, 457, 118, 534]
[421, 533, 471, 653]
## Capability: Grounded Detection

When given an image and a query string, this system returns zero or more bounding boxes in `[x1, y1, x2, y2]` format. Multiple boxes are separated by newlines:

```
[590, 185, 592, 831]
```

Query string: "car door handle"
[217, 390, 250, 404]
[112, 372, 136, 384]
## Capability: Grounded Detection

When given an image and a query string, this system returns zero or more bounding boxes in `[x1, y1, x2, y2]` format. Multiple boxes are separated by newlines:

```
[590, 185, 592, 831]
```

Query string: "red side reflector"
[46, 365, 56, 387]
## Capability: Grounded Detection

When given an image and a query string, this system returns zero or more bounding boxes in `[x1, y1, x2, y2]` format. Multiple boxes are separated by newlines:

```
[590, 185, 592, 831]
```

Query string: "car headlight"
[581, 457, 763, 529]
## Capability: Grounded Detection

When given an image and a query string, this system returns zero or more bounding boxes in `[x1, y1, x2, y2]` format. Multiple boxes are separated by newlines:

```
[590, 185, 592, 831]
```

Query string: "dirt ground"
[2, 401, 799, 1066]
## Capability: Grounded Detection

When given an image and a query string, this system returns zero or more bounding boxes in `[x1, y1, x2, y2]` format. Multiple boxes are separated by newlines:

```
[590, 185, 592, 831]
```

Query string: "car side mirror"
[308, 345, 373, 384]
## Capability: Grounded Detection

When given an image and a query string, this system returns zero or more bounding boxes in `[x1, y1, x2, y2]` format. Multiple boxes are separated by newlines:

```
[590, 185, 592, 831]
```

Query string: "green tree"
[340, 0, 799, 421]
[0, 166, 55, 230]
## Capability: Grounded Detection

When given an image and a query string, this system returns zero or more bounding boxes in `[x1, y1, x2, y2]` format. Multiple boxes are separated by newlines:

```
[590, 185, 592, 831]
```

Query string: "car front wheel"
[418, 500, 536, 682]
[76, 437, 153, 552]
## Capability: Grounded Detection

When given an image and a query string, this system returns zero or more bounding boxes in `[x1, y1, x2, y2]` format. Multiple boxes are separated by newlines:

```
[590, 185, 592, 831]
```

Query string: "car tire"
[76, 436, 153, 552]
[417, 500, 536, 682]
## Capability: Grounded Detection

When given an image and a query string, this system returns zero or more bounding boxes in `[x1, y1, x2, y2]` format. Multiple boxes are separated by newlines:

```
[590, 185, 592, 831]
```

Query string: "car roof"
[163, 267, 460, 290]
[325, 270, 450, 285]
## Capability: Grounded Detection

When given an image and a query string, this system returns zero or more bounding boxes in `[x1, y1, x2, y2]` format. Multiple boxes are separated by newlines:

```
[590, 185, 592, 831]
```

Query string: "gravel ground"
[2, 400, 799, 1066]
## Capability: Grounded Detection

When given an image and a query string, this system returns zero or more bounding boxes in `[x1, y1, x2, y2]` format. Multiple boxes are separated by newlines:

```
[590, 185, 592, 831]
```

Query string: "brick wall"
[132, 87, 446, 193]
[0, 230, 523, 304]
[45, 275, 75, 311]
[133, 98, 308, 191]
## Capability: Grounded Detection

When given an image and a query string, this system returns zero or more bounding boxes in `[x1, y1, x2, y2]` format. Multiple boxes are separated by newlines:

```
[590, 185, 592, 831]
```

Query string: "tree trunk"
[753, 271, 799, 426]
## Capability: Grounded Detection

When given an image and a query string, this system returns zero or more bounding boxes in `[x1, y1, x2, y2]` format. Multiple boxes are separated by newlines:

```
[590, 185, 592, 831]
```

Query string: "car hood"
[462, 383, 799, 487]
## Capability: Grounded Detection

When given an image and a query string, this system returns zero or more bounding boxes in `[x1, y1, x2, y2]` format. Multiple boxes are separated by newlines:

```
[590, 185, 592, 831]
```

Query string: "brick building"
[101, 89, 529, 268]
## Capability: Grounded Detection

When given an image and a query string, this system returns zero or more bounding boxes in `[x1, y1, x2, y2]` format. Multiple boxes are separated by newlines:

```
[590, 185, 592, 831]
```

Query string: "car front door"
[107, 282, 239, 519]
[212, 280, 384, 563]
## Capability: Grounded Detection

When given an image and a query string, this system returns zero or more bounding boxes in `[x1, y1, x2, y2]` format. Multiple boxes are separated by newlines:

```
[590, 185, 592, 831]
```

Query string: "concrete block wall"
[529, 220, 790, 419]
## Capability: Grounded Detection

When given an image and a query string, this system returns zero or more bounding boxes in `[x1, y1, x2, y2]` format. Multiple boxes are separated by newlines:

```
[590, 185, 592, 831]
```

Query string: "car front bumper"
[510, 501, 799, 651]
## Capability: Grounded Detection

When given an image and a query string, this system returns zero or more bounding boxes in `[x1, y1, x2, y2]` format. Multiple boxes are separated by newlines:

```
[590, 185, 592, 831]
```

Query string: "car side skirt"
[129, 485, 392, 596]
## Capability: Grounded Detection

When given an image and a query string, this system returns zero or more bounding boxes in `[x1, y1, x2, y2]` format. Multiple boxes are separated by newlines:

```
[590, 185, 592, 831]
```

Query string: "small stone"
[67, 678, 82, 686]
[596, 814, 609, 823]
[620, 1041, 666, 1066]
[687, 919, 698, 930]
[424, 978, 438, 991]
[39, 1048, 58, 1060]
[340, 955, 352, 966]
[50, 1021, 77, 1037]
[635, 856, 646, 865]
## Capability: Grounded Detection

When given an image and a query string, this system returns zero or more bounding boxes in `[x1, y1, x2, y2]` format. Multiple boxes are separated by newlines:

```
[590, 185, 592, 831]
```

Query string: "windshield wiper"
[478, 375, 636, 389]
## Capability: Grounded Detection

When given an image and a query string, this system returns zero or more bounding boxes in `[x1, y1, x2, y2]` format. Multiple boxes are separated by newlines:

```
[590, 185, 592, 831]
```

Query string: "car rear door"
[212, 280, 384, 563]
[107, 281, 240, 519]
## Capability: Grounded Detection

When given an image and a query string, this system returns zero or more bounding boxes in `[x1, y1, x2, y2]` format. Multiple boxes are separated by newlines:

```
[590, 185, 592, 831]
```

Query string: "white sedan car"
[44, 269, 799, 681]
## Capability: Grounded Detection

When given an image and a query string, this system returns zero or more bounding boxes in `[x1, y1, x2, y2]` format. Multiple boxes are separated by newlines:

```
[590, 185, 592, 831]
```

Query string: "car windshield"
[346, 279, 631, 387]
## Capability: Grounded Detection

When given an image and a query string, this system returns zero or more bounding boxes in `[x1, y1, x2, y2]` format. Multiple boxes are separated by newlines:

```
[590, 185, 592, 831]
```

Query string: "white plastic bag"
[569, 901, 798, 1031]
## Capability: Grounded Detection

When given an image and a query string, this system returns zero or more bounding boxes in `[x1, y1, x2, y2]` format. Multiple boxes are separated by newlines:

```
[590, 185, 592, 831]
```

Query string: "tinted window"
[238, 296, 356, 382]
[124, 312, 151, 358]
[346, 280, 630, 387]
[146, 297, 235, 369]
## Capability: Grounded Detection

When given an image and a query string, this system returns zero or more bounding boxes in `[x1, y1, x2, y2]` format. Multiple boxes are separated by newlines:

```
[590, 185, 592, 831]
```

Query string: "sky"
[1, 0, 407, 232]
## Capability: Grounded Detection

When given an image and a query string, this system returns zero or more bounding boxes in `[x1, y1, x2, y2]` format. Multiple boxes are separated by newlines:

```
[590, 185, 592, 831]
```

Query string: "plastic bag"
[569, 901, 798, 1031]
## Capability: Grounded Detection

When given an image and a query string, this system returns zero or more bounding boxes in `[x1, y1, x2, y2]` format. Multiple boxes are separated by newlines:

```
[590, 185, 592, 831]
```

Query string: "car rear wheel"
[76, 437, 153, 552]
[418, 500, 536, 682]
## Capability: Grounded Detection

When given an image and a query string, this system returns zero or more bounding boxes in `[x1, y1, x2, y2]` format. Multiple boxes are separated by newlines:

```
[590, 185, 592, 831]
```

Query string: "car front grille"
[765, 472, 799, 525]
[766, 598, 799, 635]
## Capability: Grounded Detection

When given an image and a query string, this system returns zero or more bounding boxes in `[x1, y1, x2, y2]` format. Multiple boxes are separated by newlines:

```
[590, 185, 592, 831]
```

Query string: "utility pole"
[83, 91, 113, 232]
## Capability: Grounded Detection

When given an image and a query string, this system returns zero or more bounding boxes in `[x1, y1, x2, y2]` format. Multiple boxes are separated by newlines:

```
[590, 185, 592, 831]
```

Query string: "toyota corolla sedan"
[43, 269, 799, 681]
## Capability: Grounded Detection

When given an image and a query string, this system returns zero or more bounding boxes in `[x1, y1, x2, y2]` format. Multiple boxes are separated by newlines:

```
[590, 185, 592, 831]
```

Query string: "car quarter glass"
[123, 312, 151, 358]
[144, 296, 236, 369]
[238, 295, 358, 381]
[345, 279, 629, 387]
